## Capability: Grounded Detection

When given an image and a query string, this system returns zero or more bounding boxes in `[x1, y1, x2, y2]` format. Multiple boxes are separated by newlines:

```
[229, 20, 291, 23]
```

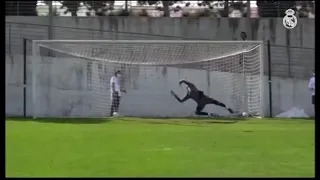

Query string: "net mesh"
[33, 41, 262, 118]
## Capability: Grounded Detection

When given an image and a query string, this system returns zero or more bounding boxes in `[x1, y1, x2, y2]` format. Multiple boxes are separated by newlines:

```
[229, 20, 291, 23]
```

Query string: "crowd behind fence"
[5, 21, 314, 80]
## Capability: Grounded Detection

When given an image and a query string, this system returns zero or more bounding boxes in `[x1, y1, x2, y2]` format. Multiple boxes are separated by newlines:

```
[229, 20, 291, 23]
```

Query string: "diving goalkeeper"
[170, 80, 234, 116]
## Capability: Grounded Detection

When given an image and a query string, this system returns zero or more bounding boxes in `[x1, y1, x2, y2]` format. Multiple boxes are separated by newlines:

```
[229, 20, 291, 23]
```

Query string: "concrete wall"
[6, 55, 314, 117]
[5, 16, 315, 48]
[5, 16, 315, 79]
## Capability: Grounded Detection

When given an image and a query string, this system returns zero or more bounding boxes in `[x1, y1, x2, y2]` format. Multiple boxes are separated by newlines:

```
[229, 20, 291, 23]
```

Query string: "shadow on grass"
[136, 116, 249, 121]
[272, 117, 315, 121]
[6, 116, 249, 126]
[117, 116, 248, 126]
[6, 117, 112, 124]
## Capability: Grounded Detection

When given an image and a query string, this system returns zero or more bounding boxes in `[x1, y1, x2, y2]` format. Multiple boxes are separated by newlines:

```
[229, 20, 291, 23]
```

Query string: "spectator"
[308, 69, 315, 107]
[240, 32, 247, 41]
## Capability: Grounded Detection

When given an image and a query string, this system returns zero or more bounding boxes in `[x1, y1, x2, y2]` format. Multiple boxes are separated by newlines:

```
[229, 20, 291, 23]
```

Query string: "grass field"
[6, 117, 314, 177]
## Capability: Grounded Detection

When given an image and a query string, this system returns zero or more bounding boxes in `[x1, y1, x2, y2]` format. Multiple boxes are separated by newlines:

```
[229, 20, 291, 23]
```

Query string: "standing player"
[240, 31, 247, 41]
[170, 80, 234, 117]
[110, 70, 126, 117]
[308, 69, 315, 108]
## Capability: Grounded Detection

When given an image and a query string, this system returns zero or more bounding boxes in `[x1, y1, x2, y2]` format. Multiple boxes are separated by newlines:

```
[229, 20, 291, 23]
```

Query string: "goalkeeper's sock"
[227, 108, 234, 114]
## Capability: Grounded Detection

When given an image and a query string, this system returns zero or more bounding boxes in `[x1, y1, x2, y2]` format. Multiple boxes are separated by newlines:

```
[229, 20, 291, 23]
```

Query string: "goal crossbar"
[33, 40, 264, 44]
[37, 44, 257, 66]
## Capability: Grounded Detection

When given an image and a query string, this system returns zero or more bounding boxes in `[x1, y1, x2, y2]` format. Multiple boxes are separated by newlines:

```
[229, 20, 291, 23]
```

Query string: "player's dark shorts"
[111, 92, 121, 115]
[312, 95, 315, 105]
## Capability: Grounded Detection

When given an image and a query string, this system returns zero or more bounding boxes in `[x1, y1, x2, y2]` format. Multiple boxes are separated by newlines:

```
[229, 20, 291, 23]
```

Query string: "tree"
[297, 1, 314, 18]
[106, 0, 115, 7]
[85, 1, 108, 16]
[257, 1, 296, 17]
[137, 1, 158, 5]
[162, 1, 170, 17]
[137, 0, 170, 17]
[246, 0, 251, 17]
[219, 0, 229, 17]
[60, 1, 82, 16]
[278, 1, 296, 17]
[124, 0, 128, 11]
[6, 0, 38, 16]
[257, 1, 278, 17]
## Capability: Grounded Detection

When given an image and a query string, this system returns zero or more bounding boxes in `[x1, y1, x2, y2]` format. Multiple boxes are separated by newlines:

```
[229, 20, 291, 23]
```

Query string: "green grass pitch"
[6, 117, 314, 177]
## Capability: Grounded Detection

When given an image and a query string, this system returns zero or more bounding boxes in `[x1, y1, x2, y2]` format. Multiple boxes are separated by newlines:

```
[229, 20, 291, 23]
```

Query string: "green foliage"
[140, 9, 149, 17]
[117, 10, 130, 16]
[85, 1, 108, 16]
[60, 1, 82, 16]
[257, 1, 296, 18]
[6, 0, 314, 18]
[137, 1, 159, 5]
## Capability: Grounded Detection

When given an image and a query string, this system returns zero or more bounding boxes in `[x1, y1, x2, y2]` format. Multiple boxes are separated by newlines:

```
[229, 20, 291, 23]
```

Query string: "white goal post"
[32, 40, 264, 119]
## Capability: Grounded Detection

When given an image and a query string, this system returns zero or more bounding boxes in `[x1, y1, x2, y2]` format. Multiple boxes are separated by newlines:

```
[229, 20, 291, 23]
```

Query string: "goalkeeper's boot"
[209, 113, 219, 117]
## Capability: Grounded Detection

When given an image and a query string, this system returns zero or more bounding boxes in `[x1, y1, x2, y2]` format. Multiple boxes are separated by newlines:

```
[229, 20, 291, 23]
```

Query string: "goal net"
[32, 40, 264, 118]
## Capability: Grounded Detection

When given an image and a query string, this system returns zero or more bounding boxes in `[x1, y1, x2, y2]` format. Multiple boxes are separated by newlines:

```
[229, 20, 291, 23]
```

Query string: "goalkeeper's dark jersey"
[181, 80, 204, 102]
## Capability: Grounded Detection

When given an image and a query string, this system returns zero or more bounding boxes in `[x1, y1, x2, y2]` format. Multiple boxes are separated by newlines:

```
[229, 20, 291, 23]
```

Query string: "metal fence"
[268, 45, 314, 79]
[5, 21, 314, 79]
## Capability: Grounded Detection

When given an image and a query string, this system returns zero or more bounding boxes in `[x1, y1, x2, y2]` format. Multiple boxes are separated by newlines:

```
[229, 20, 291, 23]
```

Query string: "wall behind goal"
[6, 55, 314, 117]
[6, 16, 314, 79]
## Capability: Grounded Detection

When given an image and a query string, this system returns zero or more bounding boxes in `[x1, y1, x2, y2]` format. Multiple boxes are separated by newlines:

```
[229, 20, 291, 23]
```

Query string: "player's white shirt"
[110, 76, 121, 96]
[308, 76, 315, 96]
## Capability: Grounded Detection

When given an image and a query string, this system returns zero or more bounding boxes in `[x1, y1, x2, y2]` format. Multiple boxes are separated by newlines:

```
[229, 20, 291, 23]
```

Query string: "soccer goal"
[31, 40, 264, 119]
